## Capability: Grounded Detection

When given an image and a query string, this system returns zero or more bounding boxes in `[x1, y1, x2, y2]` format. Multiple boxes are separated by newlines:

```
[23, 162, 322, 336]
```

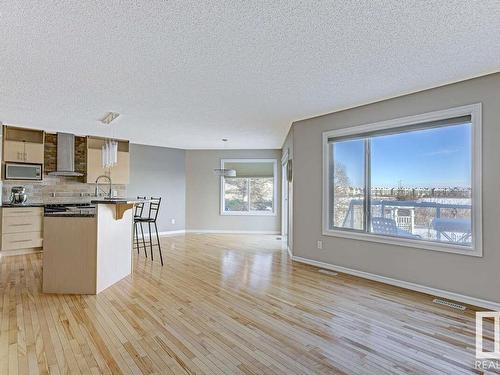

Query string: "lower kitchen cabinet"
[0, 207, 43, 255]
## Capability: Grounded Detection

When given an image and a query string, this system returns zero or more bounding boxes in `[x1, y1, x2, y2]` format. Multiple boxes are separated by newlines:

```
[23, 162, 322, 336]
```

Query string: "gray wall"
[128, 144, 186, 232]
[186, 149, 281, 232]
[289, 73, 500, 303]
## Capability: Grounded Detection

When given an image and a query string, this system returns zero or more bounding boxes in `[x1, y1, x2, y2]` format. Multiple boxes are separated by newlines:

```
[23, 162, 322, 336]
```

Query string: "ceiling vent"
[432, 298, 466, 311]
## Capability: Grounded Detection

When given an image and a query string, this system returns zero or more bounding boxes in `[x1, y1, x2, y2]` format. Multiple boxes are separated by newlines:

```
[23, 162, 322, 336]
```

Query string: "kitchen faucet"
[95, 175, 113, 198]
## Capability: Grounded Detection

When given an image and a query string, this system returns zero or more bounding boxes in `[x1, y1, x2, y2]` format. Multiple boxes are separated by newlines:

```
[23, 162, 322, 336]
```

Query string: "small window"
[220, 159, 277, 216]
[323, 104, 482, 256]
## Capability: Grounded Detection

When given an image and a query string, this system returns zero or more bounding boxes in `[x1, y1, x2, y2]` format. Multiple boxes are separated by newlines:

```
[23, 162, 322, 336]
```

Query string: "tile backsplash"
[2, 175, 126, 204]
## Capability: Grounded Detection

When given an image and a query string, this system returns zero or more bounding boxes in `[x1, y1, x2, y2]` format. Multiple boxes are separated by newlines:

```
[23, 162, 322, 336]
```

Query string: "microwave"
[4, 163, 42, 180]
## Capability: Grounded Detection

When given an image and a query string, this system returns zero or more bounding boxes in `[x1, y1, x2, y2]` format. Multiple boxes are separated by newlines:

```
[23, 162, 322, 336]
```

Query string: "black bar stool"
[133, 196, 148, 258]
[135, 197, 163, 266]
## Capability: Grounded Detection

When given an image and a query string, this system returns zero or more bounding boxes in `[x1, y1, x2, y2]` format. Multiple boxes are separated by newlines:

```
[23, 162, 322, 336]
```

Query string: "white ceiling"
[1, 1, 499, 149]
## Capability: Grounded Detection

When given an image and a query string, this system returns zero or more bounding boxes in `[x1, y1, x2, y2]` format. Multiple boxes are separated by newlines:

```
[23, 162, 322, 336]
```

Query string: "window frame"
[220, 158, 278, 216]
[322, 103, 482, 257]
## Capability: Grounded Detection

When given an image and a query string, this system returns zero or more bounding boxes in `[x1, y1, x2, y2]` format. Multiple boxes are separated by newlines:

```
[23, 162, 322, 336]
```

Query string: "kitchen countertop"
[44, 212, 96, 218]
[1, 203, 45, 208]
[1, 198, 151, 208]
[90, 198, 152, 204]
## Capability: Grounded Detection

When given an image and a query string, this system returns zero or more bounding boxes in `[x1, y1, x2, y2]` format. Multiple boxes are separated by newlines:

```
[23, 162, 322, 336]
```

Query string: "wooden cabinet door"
[86, 148, 110, 183]
[3, 126, 45, 164]
[23, 142, 44, 164]
[3, 140, 26, 162]
[4, 140, 44, 163]
[86, 137, 129, 185]
[110, 151, 130, 184]
[0, 207, 44, 252]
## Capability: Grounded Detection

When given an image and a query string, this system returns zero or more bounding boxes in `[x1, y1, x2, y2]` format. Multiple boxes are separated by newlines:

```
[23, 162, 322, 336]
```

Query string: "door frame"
[281, 150, 289, 239]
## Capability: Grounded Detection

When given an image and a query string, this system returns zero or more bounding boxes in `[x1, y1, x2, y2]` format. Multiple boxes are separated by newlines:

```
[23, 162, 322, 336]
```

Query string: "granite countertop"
[1, 203, 45, 208]
[1, 198, 151, 208]
[44, 212, 96, 218]
[90, 198, 153, 204]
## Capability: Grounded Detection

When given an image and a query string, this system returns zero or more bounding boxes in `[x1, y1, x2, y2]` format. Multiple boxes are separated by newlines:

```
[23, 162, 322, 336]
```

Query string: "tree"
[334, 162, 350, 193]
[332, 162, 355, 227]
[249, 178, 273, 211]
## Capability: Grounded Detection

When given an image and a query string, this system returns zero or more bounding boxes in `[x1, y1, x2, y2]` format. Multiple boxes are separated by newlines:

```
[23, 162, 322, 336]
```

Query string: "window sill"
[322, 229, 482, 257]
[221, 211, 276, 217]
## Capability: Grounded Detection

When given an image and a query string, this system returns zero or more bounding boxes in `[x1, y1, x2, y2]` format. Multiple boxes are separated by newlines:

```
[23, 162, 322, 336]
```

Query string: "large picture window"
[323, 104, 482, 256]
[221, 159, 277, 215]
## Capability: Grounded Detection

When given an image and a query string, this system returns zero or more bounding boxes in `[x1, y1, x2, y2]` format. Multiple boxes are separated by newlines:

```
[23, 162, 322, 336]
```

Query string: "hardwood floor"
[0, 234, 495, 374]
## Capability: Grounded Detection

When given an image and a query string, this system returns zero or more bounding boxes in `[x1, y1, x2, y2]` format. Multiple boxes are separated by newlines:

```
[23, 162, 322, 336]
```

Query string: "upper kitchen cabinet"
[86, 137, 130, 184]
[3, 126, 45, 164]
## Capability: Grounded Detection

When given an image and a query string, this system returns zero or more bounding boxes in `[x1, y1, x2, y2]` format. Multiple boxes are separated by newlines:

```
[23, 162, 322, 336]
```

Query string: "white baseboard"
[137, 230, 186, 239]
[159, 230, 186, 236]
[292, 255, 500, 311]
[185, 229, 280, 235]
[138, 229, 280, 239]
[286, 246, 293, 258]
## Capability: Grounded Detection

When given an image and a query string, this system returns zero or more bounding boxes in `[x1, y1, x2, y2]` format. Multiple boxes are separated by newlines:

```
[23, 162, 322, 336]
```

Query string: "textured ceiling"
[1, 1, 499, 149]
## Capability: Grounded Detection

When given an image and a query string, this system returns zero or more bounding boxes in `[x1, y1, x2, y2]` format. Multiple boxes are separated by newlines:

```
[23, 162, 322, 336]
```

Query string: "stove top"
[44, 202, 94, 207]
[44, 203, 96, 217]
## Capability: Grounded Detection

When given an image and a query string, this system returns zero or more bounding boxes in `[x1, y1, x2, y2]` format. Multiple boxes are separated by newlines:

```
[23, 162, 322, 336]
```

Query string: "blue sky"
[333, 123, 472, 188]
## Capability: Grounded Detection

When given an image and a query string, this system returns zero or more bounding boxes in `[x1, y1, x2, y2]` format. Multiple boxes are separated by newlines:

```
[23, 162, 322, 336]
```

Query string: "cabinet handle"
[12, 239, 32, 243]
[9, 223, 32, 227]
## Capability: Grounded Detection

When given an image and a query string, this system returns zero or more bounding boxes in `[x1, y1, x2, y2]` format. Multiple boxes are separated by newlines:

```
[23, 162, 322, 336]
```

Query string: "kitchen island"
[43, 198, 150, 294]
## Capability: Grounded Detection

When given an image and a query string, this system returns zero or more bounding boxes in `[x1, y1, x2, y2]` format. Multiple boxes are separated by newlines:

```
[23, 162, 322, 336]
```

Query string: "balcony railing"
[341, 199, 472, 245]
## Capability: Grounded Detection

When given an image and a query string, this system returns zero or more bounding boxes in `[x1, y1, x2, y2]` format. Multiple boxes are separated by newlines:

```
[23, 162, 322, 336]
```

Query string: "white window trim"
[322, 103, 482, 257]
[220, 158, 278, 216]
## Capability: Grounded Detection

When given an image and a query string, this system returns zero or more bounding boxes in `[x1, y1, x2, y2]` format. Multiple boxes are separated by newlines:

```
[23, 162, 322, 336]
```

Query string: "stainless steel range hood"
[48, 133, 84, 177]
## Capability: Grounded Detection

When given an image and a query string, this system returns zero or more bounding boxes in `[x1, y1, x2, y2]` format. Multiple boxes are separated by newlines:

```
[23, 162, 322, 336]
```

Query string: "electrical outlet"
[317, 240, 323, 249]
[171, 218, 176, 225]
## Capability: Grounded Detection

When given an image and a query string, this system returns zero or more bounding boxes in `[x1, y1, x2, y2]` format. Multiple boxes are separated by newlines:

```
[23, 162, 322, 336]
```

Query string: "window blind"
[328, 115, 471, 143]
[223, 162, 274, 178]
